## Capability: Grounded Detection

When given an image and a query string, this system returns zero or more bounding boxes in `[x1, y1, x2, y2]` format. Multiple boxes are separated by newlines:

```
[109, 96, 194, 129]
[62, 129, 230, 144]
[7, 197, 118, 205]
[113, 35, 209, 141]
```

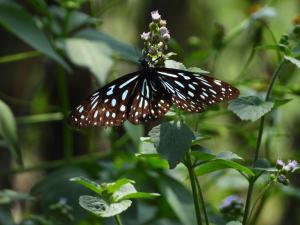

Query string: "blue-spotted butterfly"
[68, 58, 239, 127]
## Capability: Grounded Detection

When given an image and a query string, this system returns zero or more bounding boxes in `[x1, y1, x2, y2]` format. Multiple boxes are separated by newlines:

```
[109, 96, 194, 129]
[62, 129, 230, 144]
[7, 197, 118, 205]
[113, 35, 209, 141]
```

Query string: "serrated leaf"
[0, 100, 22, 166]
[65, 38, 113, 84]
[79, 195, 131, 217]
[0, 1, 69, 70]
[70, 177, 102, 194]
[195, 159, 254, 176]
[284, 55, 300, 69]
[228, 96, 274, 122]
[149, 121, 195, 169]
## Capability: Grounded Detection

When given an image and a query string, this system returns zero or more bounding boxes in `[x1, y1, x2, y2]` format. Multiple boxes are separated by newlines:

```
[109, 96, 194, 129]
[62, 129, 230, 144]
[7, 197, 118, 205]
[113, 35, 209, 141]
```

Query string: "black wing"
[68, 70, 172, 127]
[69, 71, 141, 127]
[155, 68, 239, 112]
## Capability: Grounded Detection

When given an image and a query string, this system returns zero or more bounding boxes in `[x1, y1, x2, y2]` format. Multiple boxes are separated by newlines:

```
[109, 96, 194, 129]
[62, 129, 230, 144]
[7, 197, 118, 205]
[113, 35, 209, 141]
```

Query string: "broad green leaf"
[195, 159, 254, 176]
[0, 1, 69, 70]
[0, 100, 22, 166]
[107, 179, 135, 194]
[0, 190, 34, 204]
[70, 177, 102, 194]
[284, 55, 300, 69]
[119, 192, 160, 200]
[228, 96, 274, 122]
[79, 195, 131, 217]
[149, 121, 195, 169]
[274, 98, 292, 108]
[190, 151, 215, 162]
[159, 176, 196, 225]
[113, 183, 137, 202]
[123, 121, 143, 147]
[74, 28, 140, 62]
[65, 38, 113, 84]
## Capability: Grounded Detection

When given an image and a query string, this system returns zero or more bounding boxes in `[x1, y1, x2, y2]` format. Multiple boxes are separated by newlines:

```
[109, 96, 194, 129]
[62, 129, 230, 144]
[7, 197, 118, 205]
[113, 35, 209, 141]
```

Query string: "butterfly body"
[69, 60, 239, 127]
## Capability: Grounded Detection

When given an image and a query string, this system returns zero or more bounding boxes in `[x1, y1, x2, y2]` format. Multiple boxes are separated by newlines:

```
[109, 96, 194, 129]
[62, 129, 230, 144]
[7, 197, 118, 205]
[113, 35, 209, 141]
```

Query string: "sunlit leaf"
[107, 179, 135, 194]
[0, 1, 69, 70]
[149, 121, 195, 169]
[119, 192, 160, 201]
[284, 55, 300, 69]
[79, 195, 131, 218]
[70, 177, 102, 194]
[65, 38, 113, 84]
[228, 96, 274, 122]
[112, 183, 137, 202]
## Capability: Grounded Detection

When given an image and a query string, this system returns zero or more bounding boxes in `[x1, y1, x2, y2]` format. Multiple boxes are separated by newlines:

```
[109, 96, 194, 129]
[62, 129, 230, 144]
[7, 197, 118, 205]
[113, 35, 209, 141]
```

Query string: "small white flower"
[287, 160, 298, 172]
[276, 159, 285, 168]
[141, 32, 150, 41]
[151, 10, 161, 21]
[163, 33, 170, 40]
[160, 26, 169, 36]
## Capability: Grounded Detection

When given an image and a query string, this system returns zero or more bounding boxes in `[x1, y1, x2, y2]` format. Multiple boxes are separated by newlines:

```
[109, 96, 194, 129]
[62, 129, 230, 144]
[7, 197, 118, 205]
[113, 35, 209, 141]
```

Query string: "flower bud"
[276, 159, 285, 169]
[163, 33, 170, 41]
[141, 32, 150, 41]
[160, 20, 167, 27]
[277, 174, 289, 185]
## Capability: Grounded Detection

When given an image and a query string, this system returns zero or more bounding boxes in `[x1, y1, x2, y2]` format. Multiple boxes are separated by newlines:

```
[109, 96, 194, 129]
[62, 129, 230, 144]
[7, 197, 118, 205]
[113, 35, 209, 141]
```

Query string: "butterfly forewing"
[155, 68, 239, 112]
[69, 71, 140, 127]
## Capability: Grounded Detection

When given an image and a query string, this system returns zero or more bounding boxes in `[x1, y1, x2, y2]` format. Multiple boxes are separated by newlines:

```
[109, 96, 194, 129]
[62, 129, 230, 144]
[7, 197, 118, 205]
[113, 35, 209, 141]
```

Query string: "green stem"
[193, 170, 209, 225]
[242, 178, 255, 225]
[238, 44, 256, 79]
[17, 112, 63, 124]
[56, 66, 73, 161]
[114, 215, 123, 225]
[185, 152, 203, 225]
[0, 51, 41, 64]
[253, 59, 285, 163]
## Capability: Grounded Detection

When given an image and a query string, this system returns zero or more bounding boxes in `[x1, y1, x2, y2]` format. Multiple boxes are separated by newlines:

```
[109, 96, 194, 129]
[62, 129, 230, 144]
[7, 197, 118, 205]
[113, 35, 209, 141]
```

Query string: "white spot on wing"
[106, 85, 115, 95]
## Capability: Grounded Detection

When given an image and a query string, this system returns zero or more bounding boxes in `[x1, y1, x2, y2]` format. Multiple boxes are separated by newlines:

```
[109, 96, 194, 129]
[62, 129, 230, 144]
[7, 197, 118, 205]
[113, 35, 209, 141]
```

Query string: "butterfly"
[68, 58, 239, 127]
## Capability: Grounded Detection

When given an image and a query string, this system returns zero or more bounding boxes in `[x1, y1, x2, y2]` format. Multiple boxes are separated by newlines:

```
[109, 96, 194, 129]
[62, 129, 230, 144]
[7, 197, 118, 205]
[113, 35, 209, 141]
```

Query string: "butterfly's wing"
[155, 68, 239, 112]
[127, 74, 172, 124]
[69, 71, 141, 127]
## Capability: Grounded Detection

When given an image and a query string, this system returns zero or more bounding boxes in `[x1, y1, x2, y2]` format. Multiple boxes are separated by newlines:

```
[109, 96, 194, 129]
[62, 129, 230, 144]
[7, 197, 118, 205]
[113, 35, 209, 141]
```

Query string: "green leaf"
[274, 98, 292, 108]
[195, 159, 254, 176]
[119, 192, 160, 201]
[0, 1, 69, 70]
[64, 38, 113, 84]
[123, 121, 143, 147]
[159, 176, 196, 225]
[149, 121, 195, 169]
[79, 195, 131, 218]
[0, 189, 34, 204]
[107, 179, 135, 194]
[0, 100, 22, 166]
[74, 28, 140, 62]
[284, 55, 300, 69]
[228, 96, 274, 122]
[70, 177, 102, 194]
[190, 151, 215, 162]
[164, 60, 209, 74]
[112, 183, 137, 202]
[216, 151, 243, 160]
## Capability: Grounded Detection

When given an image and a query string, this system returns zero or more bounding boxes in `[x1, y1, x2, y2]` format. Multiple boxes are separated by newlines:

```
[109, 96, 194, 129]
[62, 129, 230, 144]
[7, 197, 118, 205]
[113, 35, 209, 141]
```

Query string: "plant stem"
[193, 170, 209, 225]
[253, 59, 285, 163]
[244, 59, 286, 225]
[114, 215, 123, 225]
[0, 51, 41, 64]
[242, 177, 255, 225]
[185, 152, 203, 225]
[56, 66, 73, 162]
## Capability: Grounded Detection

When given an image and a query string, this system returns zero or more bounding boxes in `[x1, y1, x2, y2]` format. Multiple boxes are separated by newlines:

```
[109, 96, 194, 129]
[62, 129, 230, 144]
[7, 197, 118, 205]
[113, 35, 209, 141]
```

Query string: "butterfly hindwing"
[155, 68, 240, 112]
[127, 76, 171, 124]
[69, 71, 140, 127]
